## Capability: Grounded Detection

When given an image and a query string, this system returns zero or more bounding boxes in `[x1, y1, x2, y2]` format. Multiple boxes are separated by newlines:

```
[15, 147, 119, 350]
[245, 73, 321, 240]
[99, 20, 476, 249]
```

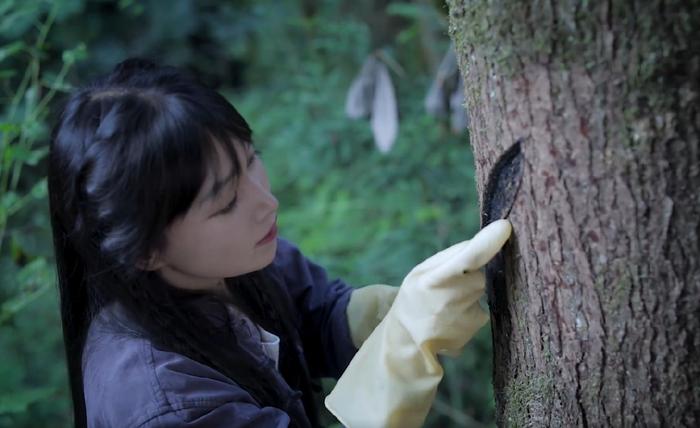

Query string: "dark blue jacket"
[82, 237, 358, 427]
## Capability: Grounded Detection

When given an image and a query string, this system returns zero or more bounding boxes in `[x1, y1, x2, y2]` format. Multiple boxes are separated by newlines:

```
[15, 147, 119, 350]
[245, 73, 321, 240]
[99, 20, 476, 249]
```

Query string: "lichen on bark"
[447, 0, 699, 114]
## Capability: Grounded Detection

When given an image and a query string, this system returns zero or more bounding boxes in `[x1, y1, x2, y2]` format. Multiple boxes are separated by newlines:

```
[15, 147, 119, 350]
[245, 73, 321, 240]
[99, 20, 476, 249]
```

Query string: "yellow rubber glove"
[346, 284, 399, 348]
[326, 219, 512, 428]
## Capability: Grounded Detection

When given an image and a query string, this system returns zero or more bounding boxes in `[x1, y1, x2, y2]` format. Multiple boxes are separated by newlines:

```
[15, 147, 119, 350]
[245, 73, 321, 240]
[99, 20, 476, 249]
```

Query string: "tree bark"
[446, 1, 700, 426]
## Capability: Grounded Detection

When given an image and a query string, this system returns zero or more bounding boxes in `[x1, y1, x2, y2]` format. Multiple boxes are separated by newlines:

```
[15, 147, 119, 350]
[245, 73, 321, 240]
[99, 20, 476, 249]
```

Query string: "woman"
[48, 58, 512, 427]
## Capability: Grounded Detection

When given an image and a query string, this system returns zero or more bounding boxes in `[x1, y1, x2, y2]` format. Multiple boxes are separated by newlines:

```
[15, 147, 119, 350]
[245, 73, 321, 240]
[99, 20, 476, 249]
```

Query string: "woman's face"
[151, 140, 279, 292]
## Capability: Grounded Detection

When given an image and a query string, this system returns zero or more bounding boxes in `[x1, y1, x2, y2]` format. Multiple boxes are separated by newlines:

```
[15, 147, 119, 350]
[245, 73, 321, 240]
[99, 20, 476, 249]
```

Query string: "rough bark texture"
[446, 1, 700, 426]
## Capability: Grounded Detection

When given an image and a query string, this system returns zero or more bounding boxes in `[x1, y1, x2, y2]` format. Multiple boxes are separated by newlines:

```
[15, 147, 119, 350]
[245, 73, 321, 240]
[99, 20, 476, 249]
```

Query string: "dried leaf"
[425, 44, 460, 117]
[424, 77, 447, 117]
[450, 77, 469, 133]
[371, 62, 398, 153]
[436, 44, 459, 87]
[345, 57, 378, 119]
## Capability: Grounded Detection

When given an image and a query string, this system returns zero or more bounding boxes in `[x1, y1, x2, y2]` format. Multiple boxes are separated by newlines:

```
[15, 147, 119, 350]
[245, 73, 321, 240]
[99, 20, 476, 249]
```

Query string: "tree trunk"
[446, 1, 700, 426]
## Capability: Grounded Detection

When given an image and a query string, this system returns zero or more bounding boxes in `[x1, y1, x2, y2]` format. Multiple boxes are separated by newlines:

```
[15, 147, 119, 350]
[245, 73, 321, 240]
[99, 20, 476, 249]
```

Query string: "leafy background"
[0, 0, 494, 426]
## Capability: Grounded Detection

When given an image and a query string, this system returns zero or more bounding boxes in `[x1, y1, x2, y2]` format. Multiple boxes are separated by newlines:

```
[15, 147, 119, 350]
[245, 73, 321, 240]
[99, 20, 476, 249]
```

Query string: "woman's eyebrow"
[200, 145, 254, 207]
[205, 170, 236, 204]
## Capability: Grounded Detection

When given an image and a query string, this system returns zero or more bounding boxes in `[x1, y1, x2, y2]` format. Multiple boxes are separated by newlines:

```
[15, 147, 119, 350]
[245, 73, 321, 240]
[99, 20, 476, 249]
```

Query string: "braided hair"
[48, 58, 319, 427]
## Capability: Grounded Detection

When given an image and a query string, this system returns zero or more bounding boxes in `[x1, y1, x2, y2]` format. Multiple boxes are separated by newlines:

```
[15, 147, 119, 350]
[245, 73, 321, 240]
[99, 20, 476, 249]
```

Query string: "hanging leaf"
[370, 61, 398, 153]
[424, 76, 447, 117]
[425, 43, 459, 117]
[345, 56, 378, 119]
[450, 76, 469, 133]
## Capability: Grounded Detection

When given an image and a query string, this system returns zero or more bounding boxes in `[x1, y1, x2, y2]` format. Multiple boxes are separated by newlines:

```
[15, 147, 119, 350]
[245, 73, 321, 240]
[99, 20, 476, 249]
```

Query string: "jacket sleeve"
[83, 313, 297, 428]
[268, 237, 358, 379]
[136, 345, 293, 428]
[139, 402, 290, 428]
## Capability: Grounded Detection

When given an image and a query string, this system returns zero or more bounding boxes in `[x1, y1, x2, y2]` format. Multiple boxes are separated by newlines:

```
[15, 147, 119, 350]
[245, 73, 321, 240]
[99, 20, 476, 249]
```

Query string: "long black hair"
[48, 58, 319, 427]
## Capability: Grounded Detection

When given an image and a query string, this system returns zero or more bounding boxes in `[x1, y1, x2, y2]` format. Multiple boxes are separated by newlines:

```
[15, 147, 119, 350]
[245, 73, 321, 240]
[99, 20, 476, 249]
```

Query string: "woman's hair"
[48, 58, 318, 427]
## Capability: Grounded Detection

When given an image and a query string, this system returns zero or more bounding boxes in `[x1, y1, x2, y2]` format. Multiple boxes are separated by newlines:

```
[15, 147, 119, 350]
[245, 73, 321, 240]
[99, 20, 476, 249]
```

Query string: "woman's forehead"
[196, 140, 248, 207]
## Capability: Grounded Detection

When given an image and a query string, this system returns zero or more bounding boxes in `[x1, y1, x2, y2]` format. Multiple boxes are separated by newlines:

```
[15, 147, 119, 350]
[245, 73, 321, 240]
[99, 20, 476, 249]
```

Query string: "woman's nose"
[261, 190, 279, 213]
[247, 171, 278, 218]
[256, 191, 278, 223]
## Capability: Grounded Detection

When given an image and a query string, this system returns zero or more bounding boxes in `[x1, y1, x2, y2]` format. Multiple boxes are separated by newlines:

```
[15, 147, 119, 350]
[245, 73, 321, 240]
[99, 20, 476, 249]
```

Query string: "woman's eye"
[218, 149, 260, 216]
[248, 149, 261, 166]
[219, 196, 237, 214]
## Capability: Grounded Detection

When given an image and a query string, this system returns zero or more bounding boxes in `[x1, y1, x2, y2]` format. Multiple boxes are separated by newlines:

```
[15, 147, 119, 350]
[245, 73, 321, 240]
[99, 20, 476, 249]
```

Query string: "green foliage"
[0, 1, 493, 426]
[1, 1, 83, 426]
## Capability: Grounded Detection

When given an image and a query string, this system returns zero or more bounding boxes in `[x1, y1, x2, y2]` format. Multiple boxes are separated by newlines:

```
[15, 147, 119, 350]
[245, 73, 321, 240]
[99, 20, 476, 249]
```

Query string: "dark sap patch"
[481, 139, 524, 310]
[481, 139, 524, 228]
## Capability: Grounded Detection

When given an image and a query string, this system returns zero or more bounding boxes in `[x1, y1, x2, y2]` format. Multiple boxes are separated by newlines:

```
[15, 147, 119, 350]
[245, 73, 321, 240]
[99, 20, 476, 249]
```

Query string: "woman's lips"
[257, 222, 278, 245]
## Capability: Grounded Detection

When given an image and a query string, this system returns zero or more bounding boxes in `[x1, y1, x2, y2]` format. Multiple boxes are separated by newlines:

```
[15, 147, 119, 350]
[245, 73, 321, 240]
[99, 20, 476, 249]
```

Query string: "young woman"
[48, 58, 512, 428]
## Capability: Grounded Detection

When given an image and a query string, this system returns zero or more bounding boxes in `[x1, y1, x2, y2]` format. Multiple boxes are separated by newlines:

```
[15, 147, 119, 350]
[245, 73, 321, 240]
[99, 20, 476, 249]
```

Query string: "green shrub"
[0, 1, 493, 426]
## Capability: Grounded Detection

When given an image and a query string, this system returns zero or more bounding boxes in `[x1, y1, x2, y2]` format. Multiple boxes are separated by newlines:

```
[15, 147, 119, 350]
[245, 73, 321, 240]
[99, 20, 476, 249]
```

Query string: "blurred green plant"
[0, 1, 494, 427]
[0, 1, 87, 426]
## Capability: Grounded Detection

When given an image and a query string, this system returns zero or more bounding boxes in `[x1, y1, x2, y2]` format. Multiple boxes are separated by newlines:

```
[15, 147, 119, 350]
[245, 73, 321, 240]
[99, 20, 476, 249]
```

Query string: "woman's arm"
[137, 401, 290, 428]
[345, 283, 398, 348]
[83, 315, 298, 428]
[267, 237, 358, 379]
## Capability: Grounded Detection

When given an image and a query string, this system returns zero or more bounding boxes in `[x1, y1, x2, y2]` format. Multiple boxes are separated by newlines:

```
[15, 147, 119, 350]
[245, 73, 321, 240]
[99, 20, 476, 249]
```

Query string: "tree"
[446, 1, 699, 426]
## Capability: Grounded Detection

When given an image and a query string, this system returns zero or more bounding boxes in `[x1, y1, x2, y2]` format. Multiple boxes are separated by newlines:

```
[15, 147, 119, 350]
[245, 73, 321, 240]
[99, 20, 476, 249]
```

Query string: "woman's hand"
[326, 219, 513, 428]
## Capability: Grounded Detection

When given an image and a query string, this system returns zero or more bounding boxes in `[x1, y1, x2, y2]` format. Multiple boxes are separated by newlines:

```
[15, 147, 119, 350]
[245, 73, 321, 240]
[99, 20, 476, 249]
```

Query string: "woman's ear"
[136, 252, 165, 271]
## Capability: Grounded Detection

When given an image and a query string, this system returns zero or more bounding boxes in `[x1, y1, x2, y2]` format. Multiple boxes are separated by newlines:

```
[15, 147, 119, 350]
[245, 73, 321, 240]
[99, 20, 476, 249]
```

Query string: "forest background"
[0, 0, 494, 426]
